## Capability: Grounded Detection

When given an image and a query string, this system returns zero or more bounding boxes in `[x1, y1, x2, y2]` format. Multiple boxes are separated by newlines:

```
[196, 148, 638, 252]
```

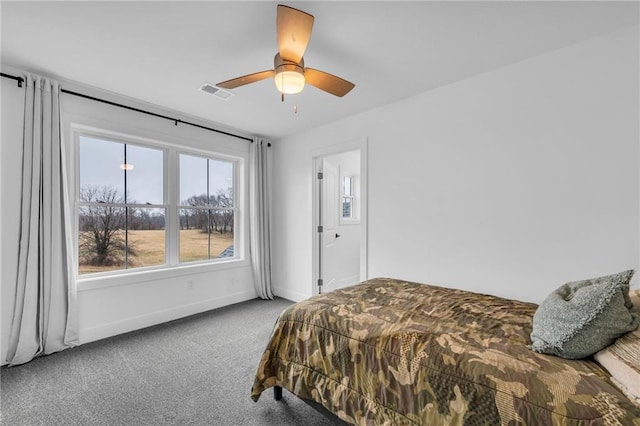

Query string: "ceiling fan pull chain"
[281, 92, 284, 102]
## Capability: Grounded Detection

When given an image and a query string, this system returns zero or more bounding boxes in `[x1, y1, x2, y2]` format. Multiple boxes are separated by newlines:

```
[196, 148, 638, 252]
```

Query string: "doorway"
[312, 140, 367, 295]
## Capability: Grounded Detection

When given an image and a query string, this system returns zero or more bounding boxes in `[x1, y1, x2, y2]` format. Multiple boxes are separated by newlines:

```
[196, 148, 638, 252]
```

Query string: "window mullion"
[167, 148, 178, 266]
[207, 159, 211, 259]
[123, 144, 129, 269]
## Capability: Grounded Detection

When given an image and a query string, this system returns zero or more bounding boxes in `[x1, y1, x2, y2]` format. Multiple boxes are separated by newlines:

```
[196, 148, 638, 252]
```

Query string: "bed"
[251, 277, 640, 425]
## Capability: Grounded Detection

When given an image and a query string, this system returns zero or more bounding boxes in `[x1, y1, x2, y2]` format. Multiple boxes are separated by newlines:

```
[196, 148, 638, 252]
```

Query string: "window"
[342, 176, 354, 219]
[179, 154, 236, 263]
[76, 131, 243, 278]
[78, 135, 165, 274]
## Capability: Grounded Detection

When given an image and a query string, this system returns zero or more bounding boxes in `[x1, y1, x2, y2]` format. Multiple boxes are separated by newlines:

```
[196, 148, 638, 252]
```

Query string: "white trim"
[311, 138, 368, 296]
[272, 285, 309, 303]
[77, 258, 250, 291]
[78, 289, 256, 344]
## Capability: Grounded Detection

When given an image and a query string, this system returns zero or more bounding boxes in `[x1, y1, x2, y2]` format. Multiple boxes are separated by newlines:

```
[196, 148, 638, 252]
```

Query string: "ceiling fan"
[217, 4, 355, 99]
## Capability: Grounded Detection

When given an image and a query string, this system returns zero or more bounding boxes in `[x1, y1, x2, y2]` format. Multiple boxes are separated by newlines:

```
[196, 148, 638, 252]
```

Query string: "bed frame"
[273, 386, 347, 424]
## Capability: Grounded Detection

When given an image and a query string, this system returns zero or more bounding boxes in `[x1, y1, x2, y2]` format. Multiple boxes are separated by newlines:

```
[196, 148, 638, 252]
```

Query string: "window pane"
[179, 208, 209, 262]
[78, 205, 167, 274]
[126, 145, 163, 204]
[78, 205, 126, 274]
[180, 154, 207, 205]
[209, 159, 234, 207]
[343, 176, 352, 197]
[342, 198, 352, 218]
[210, 209, 235, 258]
[179, 208, 234, 262]
[128, 208, 166, 268]
[80, 136, 124, 198]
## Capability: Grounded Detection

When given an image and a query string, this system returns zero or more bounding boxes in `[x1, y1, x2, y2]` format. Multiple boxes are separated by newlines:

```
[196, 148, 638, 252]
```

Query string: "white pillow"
[594, 289, 640, 406]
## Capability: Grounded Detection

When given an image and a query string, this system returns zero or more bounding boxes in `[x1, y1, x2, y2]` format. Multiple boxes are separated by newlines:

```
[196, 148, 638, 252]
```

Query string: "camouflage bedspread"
[251, 278, 640, 425]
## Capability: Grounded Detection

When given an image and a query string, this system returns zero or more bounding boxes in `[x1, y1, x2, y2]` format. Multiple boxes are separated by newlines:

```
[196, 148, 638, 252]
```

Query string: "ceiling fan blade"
[304, 68, 355, 97]
[277, 4, 314, 64]
[217, 70, 275, 89]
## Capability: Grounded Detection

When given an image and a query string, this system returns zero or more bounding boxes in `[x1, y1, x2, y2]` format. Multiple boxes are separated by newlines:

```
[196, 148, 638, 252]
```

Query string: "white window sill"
[77, 258, 250, 292]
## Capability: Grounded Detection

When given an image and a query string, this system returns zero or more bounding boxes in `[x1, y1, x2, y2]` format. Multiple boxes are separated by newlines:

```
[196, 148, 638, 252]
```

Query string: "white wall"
[1, 73, 257, 364]
[271, 25, 640, 304]
[1, 77, 26, 365]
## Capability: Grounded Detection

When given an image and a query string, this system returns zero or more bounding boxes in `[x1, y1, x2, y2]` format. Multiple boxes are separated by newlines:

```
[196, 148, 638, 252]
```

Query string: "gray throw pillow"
[530, 270, 639, 359]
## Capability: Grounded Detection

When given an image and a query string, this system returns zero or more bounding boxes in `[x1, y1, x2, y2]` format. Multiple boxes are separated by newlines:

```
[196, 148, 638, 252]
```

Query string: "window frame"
[340, 174, 359, 225]
[72, 125, 247, 284]
[341, 175, 354, 220]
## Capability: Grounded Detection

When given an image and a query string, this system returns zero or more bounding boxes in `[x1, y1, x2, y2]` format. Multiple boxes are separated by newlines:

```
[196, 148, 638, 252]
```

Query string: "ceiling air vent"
[199, 82, 234, 100]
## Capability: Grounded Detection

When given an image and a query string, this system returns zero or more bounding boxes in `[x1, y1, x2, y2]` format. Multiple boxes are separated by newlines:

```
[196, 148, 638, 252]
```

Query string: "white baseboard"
[273, 285, 310, 302]
[79, 290, 257, 344]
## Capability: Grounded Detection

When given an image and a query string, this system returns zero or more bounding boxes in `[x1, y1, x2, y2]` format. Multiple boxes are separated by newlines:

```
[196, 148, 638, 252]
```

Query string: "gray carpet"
[1, 298, 344, 425]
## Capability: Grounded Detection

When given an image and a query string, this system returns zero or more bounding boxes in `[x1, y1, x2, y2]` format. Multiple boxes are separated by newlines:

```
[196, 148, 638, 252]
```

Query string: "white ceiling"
[2, 1, 638, 140]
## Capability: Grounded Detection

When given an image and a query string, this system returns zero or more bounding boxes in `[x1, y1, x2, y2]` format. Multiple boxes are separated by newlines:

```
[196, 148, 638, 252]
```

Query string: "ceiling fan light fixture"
[274, 67, 305, 94]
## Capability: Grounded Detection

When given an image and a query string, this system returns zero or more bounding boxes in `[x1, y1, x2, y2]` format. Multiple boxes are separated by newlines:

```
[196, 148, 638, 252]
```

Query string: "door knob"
[335, 233, 341, 238]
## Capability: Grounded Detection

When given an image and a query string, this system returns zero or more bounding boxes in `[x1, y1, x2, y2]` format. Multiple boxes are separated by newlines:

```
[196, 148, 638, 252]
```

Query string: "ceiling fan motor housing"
[274, 53, 304, 74]
[274, 53, 305, 94]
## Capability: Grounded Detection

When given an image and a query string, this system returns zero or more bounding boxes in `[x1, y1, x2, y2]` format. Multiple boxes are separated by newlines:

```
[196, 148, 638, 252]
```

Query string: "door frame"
[311, 137, 368, 296]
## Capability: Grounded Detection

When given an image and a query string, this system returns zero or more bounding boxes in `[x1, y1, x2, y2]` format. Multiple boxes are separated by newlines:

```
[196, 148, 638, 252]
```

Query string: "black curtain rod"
[61, 88, 253, 142]
[1, 72, 24, 87]
[1, 72, 256, 143]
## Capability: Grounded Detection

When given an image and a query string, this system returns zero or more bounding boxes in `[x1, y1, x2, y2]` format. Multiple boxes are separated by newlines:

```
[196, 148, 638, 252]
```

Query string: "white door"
[321, 159, 340, 291]
[317, 152, 362, 294]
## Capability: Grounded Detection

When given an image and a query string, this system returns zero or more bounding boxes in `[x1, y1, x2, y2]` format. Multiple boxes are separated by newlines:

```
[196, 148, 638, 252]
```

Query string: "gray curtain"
[249, 138, 274, 299]
[6, 74, 78, 366]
